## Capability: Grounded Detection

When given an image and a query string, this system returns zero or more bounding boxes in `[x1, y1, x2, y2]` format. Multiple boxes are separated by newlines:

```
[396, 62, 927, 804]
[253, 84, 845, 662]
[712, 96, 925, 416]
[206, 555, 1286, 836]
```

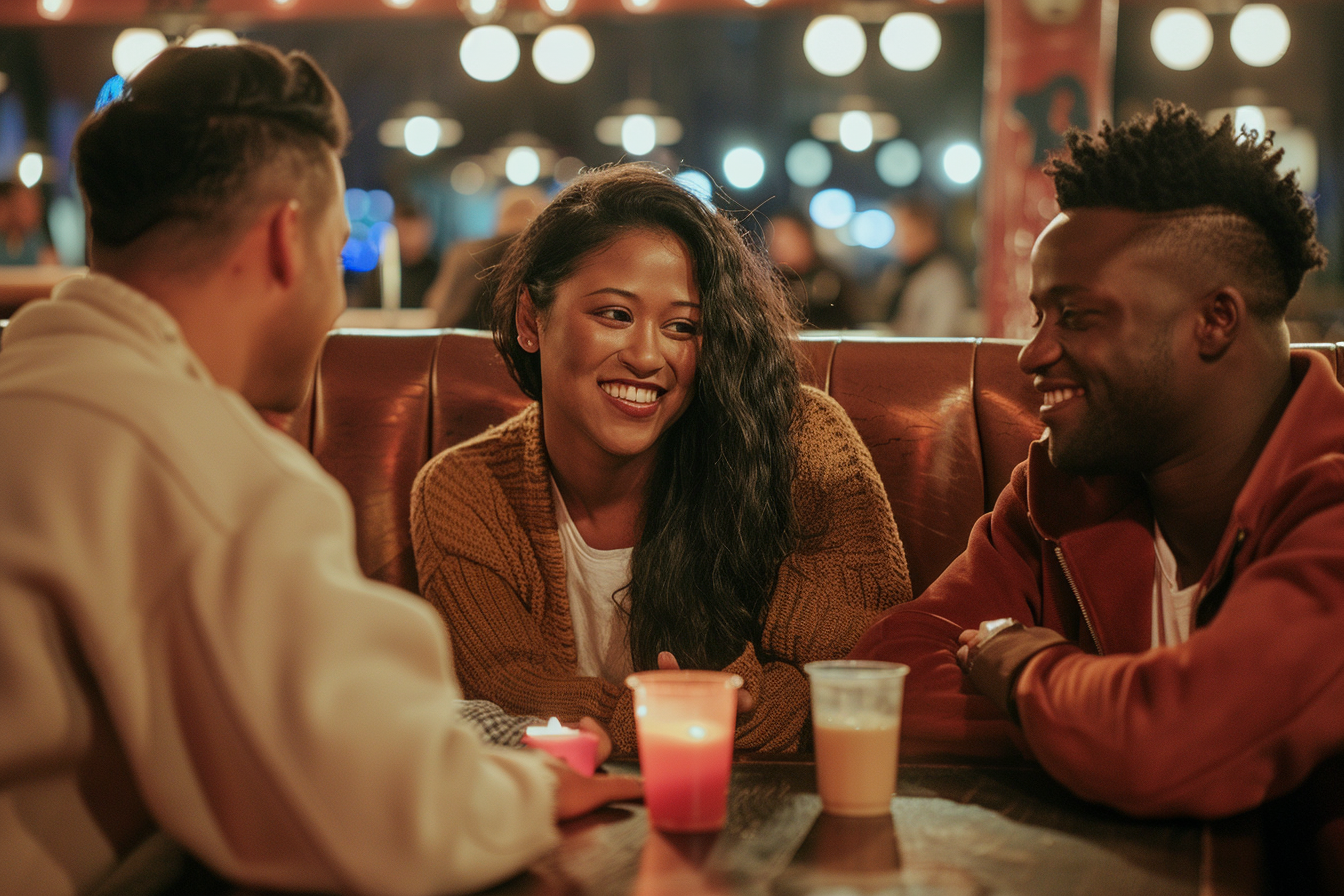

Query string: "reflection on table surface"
[220, 758, 1259, 896]
[477, 758, 1259, 896]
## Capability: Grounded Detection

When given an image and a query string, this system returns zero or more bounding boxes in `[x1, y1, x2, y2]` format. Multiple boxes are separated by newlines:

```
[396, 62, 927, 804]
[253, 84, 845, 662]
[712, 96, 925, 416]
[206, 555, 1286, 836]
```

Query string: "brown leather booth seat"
[274, 330, 1344, 600]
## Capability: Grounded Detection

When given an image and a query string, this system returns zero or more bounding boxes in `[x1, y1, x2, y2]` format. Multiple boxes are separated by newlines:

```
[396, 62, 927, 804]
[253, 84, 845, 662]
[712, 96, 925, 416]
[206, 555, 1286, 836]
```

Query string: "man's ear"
[1194, 286, 1243, 361]
[265, 199, 302, 290]
[516, 288, 541, 352]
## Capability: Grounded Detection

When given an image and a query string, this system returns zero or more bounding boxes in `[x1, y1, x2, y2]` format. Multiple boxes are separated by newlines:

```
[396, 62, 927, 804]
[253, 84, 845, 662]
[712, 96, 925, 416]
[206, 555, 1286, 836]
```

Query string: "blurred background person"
[766, 211, 858, 330]
[878, 197, 975, 337]
[351, 195, 440, 309]
[428, 184, 546, 330]
[0, 181, 58, 266]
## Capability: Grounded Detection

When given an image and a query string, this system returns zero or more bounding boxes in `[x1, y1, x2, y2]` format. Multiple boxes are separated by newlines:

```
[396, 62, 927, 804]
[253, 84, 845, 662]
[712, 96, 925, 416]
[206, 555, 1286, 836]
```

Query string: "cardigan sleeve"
[734, 388, 913, 753]
[411, 447, 642, 753]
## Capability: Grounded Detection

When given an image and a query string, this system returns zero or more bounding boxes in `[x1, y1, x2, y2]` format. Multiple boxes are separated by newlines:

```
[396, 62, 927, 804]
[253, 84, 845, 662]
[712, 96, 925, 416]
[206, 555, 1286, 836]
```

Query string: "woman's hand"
[657, 651, 756, 714]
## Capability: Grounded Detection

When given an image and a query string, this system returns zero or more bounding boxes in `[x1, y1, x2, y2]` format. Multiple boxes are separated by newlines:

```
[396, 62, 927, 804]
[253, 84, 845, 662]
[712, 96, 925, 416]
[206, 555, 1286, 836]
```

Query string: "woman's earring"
[519, 335, 536, 352]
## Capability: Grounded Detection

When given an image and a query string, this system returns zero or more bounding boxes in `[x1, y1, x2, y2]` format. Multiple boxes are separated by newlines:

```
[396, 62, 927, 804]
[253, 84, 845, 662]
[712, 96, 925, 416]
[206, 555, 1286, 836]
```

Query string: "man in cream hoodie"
[0, 41, 638, 896]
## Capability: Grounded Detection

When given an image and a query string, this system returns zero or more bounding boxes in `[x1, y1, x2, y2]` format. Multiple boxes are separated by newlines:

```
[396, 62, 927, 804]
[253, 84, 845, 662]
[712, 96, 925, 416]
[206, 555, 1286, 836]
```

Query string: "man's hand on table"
[549, 756, 643, 821]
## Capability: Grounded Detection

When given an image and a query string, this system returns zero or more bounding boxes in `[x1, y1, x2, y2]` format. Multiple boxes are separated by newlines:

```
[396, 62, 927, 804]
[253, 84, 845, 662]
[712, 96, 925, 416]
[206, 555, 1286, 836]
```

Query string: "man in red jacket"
[853, 101, 1341, 833]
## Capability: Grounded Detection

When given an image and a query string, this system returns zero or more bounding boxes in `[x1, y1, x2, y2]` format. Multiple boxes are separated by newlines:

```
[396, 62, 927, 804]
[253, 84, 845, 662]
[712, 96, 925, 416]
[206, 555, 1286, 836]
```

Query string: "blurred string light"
[460, 0, 504, 24]
[803, 15, 866, 77]
[1230, 4, 1289, 67]
[540, 0, 576, 14]
[112, 28, 168, 78]
[491, 132, 556, 186]
[812, 96, 898, 154]
[742, 0, 770, 7]
[785, 139, 831, 187]
[36, 0, 72, 21]
[848, 208, 896, 249]
[621, 0, 659, 14]
[838, 111, 874, 152]
[722, 146, 764, 189]
[341, 188, 395, 273]
[942, 142, 982, 186]
[1211, 103, 1318, 193]
[553, 156, 585, 184]
[270, 0, 297, 6]
[533, 25, 594, 84]
[183, 29, 239, 48]
[876, 138, 921, 187]
[17, 152, 44, 188]
[461, 26, 520, 82]
[596, 99, 682, 156]
[383, 0, 416, 8]
[506, 146, 541, 185]
[879, 13, 941, 72]
[1235, 105, 1267, 139]
[675, 169, 715, 208]
[1150, 8, 1212, 71]
[809, 188, 855, 229]
[378, 102, 463, 156]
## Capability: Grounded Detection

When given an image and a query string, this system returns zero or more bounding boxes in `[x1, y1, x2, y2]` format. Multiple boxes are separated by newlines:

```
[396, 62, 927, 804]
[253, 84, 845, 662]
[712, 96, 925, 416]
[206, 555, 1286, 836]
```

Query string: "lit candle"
[637, 719, 733, 832]
[522, 716, 598, 777]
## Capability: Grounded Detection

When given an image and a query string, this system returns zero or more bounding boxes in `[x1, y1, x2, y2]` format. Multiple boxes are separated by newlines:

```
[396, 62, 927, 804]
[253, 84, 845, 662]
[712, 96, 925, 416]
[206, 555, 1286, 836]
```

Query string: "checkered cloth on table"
[457, 700, 543, 748]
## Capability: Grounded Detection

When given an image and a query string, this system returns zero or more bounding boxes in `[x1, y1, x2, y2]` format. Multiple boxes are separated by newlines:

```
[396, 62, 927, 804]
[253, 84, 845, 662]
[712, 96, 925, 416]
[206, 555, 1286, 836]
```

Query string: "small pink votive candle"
[522, 717, 598, 776]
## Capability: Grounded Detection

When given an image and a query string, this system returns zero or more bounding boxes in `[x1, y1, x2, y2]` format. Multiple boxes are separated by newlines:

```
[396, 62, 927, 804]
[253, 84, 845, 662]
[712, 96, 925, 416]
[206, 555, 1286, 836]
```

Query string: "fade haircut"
[1046, 100, 1326, 317]
[74, 41, 349, 252]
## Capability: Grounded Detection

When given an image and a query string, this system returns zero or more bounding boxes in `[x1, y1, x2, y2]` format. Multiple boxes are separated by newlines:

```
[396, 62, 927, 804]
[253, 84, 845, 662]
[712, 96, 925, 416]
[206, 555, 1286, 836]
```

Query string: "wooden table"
[477, 758, 1261, 896]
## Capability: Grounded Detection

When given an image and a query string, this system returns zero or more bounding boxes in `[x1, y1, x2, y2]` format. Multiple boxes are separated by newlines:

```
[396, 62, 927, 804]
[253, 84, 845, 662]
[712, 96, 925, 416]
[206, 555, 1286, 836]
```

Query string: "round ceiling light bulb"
[18, 152, 44, 188]
[838, 110, 874, 152]
[722, 146, 765, 190]
[506, 146, 542, 186]
[785, 139, 831, 187]
[879, 13, 941, 72]
[803, 15, 866, 78]
[460, 25, 521, 82]
[943, 142, 982, 185]
[1230, 4, 1290, 67]
[533, 25, 594, 84]
[403, 116, 442, 156]
[37, 0, 72, 21]
[1150, 8, 1213, 71]
[621, 114, 657, 156]
[183, 29, 240, 48]
[112, 28, 168, 78]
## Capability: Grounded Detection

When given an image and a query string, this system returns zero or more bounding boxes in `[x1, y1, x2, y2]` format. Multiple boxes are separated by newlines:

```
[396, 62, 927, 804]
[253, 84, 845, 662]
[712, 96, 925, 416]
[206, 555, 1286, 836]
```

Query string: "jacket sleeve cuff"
[966, 626, 1070, 723]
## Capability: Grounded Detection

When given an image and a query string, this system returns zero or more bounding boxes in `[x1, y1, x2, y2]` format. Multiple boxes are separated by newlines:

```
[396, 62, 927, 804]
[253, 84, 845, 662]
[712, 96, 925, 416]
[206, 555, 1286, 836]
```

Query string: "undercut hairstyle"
[1046, 100, 1326, 316]
[74, 41, 349, 251]
[494, 164, 802, 671]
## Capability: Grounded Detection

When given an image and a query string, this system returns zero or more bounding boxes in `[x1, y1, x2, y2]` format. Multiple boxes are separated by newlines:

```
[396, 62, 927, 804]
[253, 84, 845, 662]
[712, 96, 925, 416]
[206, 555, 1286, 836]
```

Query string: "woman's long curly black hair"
[493, 164, 802, 671]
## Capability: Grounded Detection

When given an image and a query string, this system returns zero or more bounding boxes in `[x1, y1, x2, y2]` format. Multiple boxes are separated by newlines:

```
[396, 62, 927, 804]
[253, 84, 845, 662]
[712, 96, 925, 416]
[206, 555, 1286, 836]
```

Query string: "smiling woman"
[410, 163, 912, 754]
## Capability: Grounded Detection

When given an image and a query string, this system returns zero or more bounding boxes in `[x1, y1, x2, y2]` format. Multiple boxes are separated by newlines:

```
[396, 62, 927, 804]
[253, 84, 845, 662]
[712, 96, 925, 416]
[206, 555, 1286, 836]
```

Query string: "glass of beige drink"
[803, 660, 909, 817]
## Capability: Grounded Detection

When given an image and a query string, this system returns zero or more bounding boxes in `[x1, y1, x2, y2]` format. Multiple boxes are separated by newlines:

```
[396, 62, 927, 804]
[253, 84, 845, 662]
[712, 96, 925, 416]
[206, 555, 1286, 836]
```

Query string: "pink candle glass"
[625, 670, 743, 833]
[521, 716, 598, 776]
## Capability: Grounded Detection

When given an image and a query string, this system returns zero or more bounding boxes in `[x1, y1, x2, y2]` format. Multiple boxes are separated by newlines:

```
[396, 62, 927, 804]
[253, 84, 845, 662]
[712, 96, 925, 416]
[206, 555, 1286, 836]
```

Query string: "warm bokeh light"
[383, 0, 416, 7]
[621, 114, 657, 156]
[183, 29, 239, 48]
[36, 0, 72, 21]
[850, 209, 896, 249]
[942, 142, 982, 185]
[506, 146, 542, 185]
[838, 110, 874, 152]
[876, 139, 921, 187]
[460, 26, 520, 82]
[879, 13, 941, 72]
[451, 160, 487, 194]
[1235, 105, 1267, 139]
[554, 156, 585, 183]
[1150, 8, 1213, 71]
[809, 188, 855, 229]
[404, 116, 442, 156]
[803, 16, 866, 78]
[1230, 4, 1290, 67]
[785, 140, 831, 187]
[112, 28, 168, 78]
[533, 25, 594, 85]
[541, 0, 577, 14]
[620, 0, 659, 14]
[722, 147, 764, 189]
[17, 152, 43, 188]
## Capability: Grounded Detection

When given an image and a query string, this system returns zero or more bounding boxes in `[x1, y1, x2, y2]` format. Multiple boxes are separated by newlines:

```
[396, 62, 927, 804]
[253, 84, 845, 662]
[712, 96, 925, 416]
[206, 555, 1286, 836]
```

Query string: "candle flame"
[547, 716, 563, 732]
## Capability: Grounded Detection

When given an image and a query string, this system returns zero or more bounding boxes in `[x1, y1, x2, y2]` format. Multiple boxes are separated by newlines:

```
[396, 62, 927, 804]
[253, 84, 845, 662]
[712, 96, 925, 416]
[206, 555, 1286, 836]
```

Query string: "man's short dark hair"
[74, 41, 349, 249]
[1046, 100, 1326, 314]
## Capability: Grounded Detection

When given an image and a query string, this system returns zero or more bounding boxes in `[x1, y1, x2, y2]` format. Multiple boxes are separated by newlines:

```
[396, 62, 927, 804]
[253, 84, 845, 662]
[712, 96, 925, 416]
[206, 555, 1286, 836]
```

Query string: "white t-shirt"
[1151, 521, 1202, 647]
[552, 479, 635, 686]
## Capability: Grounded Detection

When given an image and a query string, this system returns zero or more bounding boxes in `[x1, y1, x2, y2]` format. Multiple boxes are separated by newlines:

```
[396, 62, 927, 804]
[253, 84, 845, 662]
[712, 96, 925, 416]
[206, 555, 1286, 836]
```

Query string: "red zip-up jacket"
[853, 350, 1344, 819]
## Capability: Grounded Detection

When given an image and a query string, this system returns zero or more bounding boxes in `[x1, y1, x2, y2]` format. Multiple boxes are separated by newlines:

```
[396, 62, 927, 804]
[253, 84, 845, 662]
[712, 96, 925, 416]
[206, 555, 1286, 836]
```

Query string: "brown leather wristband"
[966, 625, 1071, 723]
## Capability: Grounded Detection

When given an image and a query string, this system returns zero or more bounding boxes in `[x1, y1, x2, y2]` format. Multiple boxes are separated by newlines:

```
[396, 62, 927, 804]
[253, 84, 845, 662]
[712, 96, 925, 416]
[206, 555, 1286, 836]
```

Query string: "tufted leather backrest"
[270, 331, 1344, 598]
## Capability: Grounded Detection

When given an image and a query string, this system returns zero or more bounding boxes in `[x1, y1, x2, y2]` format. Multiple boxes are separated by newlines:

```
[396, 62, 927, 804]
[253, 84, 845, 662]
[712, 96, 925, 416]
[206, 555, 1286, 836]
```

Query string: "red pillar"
[979, 0, 1118, 338]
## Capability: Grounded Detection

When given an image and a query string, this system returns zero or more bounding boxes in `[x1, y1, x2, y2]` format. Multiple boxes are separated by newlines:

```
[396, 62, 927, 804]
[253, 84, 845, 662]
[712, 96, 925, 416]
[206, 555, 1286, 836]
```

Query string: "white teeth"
[1043, 387, 1083, 408]
[602, 383, 659, 404]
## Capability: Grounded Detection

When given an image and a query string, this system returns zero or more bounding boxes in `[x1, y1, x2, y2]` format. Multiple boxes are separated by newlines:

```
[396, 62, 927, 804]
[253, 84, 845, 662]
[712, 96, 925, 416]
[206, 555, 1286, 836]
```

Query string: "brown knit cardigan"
[410, 386, 912, 754]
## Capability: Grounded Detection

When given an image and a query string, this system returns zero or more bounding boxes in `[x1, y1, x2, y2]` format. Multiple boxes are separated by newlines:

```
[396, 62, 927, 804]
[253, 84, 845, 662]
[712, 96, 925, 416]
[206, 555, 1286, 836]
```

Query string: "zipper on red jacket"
[1054, 545, 1102, 655]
